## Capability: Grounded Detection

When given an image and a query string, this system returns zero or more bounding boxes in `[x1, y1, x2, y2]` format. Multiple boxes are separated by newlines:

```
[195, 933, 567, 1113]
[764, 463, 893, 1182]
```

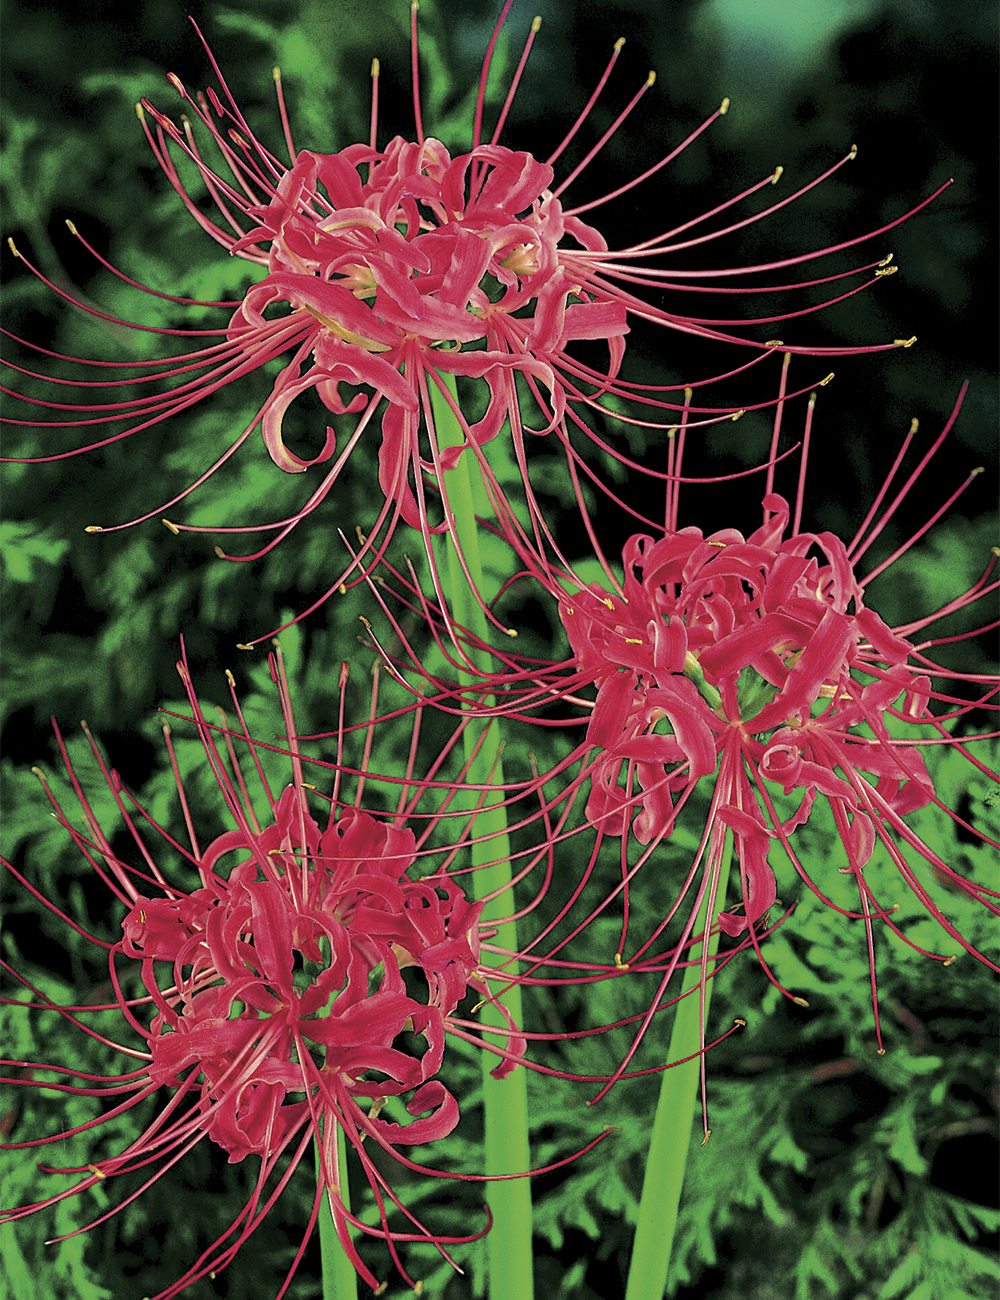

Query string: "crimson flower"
[1, 648, 625, 1296]
[372, 383, 999, 1076]
[2, 2, 946, 642]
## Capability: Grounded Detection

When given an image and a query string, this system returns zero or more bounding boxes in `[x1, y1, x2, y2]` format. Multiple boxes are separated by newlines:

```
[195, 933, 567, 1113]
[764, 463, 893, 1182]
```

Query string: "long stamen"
[410, 1, 424, 146]
[369, 57, 380, 151]
[862, 464, 986, 587]
[551, 68, 657, 199]
[272, 66, 296, 163]
[546, 35, 626, 168]
[473, 0, 516, 151]
[791, 390, 817, 535]
[565, 96, 730, 220]
[764, 351, 792, 507]
[851, 384, 968, 567]
[490, 16, 542, 146]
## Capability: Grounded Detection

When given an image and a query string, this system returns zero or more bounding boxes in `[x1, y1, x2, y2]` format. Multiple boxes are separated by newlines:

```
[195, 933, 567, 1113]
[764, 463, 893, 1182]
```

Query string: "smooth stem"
[624, 832, 735, 1300]
[318, 1126, 358, 1300]
[430, 376, 534, 1300]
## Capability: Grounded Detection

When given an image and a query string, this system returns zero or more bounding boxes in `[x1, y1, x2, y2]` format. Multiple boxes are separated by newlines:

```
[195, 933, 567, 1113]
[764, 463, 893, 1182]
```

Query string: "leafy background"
[1, 0, 997, 1297]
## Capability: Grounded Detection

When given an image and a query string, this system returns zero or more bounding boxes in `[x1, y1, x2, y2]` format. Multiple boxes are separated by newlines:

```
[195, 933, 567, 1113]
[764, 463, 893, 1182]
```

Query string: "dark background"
[1, 2, 997, 1297]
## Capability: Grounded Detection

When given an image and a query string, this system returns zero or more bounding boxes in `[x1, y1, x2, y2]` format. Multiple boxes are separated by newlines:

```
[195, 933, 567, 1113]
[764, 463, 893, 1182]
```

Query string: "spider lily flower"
[1, 647, 631, 1296]
[1, 3, 947, 643]
[369, 382, 1000, 1066]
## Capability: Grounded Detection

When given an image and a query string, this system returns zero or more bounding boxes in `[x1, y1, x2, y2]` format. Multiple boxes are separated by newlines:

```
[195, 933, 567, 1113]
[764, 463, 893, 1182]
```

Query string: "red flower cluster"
[2, 2, 946, 644]
[122, 793, 491, 1160]
[2, 652, 596, 1296]
[376, 384, 999, 1058]
[561, 489, 969, 939]
[225, 137, 626, 516]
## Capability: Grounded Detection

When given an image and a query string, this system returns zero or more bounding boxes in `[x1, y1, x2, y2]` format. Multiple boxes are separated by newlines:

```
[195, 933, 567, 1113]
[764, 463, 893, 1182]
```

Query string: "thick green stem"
[318, 1126, 358, 1300]
[624, 832, 735, 1300]
[430, 376, 534, 1299]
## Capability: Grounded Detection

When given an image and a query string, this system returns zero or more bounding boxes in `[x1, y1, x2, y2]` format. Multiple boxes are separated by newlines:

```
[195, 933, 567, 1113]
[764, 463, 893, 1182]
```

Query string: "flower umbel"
[372, 381, 999, 1088]
[1, 647, 629, 1296]
[2, 2, 947, 643]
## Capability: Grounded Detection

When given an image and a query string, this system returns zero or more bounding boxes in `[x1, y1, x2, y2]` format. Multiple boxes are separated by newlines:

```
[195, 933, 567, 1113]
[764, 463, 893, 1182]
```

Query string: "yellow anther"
[138, 909, 147, 923]
[338, 583, 348, 595]
[909, 417, 919, 435]
[992, 547, 1000, 558]
[135, 102, 145, 120]
[765, 339, 784, 347]
[876, 1047, 886, 1056]
[31, 766, 46, 780]
[532, 17, 542, 34]
[225, 669, 236, 686]
[943, 954, 958, 967]
[731, 408, 745, 421]
[88, 1165, 107, 1179]
[7, 237, 20, 258]
[167, 72, 185, 96]
[792, 996, 809, 1007]
[614, 37, 625, 52]
[213, 546, 227, 559]
[624, 637, 643, 645]
[819, 372, 834, 387]
[603, 597, 615, 610]
[719, 97, 730, 115]
[162, 518, 180, 535]
[614, 952, 630, 970]
[646, 71, 656, 88]
[506, 627, 518, 638]
[701, 1129, 712, 1147]
[84, 525, 103, 534]
[878, 252, 894, 267]
[971, 466, 985, 476]
[306, 304, 390, 352]
[272, 66, 281, 81]
[236, 643, 255, 651]
[707, 540, 726, 548]
[371, 58, 380, 78]
[771, 165, 783, 184]
[894, 336, 917, 348]
[734, 1018, 747, 1028]
[414, 1283, 424, 1296]
[65, 219, 78, 235]
[848, 143, 858, 159]
[875, 265, 898, 277]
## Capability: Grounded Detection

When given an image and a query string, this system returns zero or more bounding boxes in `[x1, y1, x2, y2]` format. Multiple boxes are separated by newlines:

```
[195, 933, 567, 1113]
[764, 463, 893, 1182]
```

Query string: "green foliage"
[1, 0, 996, 1297]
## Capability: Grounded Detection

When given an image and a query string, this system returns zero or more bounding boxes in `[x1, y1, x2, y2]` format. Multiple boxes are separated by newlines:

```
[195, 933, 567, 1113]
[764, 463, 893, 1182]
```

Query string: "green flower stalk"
[432, 372, 534, 1297]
